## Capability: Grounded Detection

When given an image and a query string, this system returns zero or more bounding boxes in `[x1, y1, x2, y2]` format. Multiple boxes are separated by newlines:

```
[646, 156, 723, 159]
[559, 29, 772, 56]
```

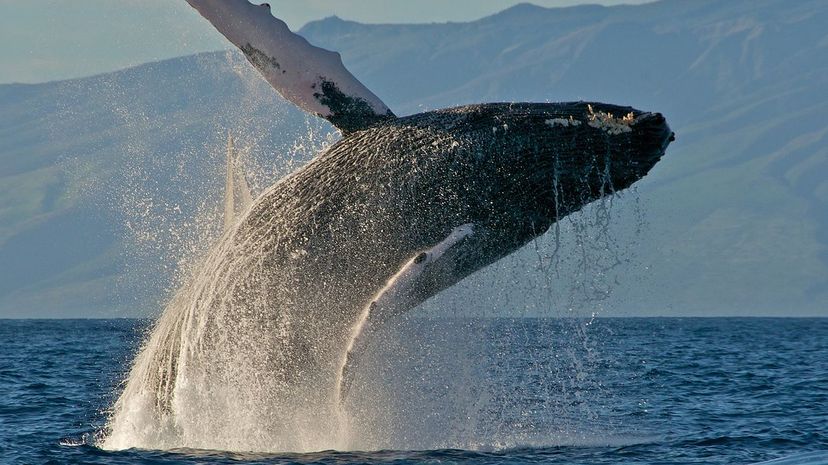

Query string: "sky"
[0, 0, 651, 84]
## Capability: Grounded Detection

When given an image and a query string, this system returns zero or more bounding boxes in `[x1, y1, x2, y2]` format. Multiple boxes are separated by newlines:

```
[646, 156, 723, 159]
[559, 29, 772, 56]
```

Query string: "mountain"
[0, 53, 319, 317]
[1, 0, 826, 317]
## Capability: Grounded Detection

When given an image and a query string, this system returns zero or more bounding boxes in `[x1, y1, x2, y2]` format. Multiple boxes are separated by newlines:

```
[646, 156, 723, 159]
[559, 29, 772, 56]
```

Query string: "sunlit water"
[0, 317, 826, 464]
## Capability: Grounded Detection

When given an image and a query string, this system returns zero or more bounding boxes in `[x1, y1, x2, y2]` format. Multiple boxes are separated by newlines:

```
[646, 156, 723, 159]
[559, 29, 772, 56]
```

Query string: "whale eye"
[414, 252, 428, 264]
[260, 3, 270, 9]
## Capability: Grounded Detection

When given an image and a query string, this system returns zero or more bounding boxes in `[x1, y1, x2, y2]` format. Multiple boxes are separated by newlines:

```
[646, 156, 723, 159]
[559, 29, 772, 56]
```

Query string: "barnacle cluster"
[586, 104, 636, 135]
[545, 116, 583, 128]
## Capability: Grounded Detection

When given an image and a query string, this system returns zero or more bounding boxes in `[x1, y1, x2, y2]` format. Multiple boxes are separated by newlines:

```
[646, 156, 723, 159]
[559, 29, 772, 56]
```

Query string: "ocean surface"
[1, 317, 826, 465]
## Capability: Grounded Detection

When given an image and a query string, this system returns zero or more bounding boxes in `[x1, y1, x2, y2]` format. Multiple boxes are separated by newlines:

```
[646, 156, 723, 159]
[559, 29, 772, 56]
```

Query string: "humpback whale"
[104, 0, 674, 452]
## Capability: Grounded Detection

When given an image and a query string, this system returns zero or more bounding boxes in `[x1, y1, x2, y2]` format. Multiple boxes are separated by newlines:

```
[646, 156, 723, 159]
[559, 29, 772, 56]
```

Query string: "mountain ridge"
[1, 0, 826, 317]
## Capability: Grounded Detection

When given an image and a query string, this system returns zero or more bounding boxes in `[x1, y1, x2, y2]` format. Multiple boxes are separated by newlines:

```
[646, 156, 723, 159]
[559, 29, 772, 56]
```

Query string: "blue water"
[1, 318, 826, 464]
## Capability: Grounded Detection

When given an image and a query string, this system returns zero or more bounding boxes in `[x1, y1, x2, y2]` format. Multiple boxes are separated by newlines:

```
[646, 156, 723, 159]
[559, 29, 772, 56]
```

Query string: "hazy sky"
[0, 0, 651, 84]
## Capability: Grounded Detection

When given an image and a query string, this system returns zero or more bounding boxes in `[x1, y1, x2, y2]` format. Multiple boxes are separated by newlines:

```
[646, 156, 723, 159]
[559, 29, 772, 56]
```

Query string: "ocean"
[1, 317, 826, 465]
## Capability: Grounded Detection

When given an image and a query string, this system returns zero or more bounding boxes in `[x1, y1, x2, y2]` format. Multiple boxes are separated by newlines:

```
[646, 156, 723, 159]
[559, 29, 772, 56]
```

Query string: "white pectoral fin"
[185, 0, 395, 132]
[337, 224, 475, 404]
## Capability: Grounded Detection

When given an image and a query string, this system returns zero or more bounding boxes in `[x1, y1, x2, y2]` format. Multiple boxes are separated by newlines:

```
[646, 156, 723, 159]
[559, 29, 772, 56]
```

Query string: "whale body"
[103, 1, 673, 452]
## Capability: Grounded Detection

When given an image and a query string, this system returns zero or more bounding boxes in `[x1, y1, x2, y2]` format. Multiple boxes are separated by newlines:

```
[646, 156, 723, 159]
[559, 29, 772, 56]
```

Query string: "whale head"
[378, 102, 673, 274]
[537, 103, 673, 220]
[443, 102, 673, 240]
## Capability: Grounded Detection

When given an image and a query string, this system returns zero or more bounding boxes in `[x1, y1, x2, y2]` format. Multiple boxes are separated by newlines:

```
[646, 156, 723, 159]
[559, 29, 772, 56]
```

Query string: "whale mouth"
[617, 110, 674, 179]
[637, 112, 674, 146]
[561, 106, 674, 206]
[643, 112, 674, 156]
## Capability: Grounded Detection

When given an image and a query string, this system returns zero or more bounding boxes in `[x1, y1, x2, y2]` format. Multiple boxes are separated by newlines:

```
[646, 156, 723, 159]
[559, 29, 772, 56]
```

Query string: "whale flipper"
[185, 0, 395, 132]
[338, 224, 475, 404]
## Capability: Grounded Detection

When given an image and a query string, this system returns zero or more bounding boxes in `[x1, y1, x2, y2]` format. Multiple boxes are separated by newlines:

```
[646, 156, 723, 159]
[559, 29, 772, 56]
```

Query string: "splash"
[223, 132, 253, 232]
[100, 53, 349, 452]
